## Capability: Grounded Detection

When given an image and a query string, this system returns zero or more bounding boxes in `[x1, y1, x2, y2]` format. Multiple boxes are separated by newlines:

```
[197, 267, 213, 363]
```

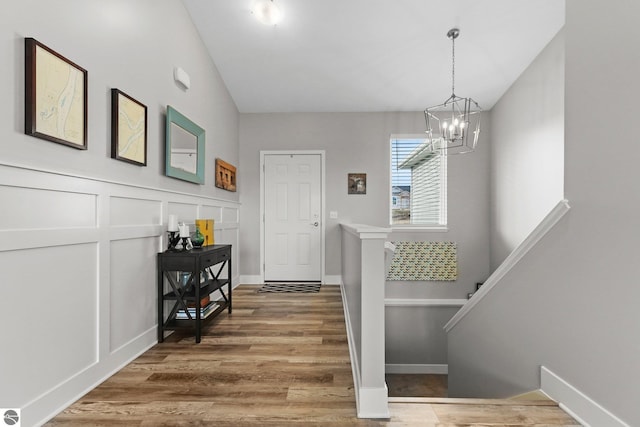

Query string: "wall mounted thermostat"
[174, 67, 191, 90]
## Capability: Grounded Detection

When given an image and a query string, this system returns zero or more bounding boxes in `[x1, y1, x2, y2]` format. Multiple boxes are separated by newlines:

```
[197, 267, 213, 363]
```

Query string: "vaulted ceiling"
[183, 0, 565, 113]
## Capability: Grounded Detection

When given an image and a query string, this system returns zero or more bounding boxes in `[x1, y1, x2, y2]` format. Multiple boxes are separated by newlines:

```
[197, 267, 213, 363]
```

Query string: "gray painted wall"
[239, 112, 491, 294]
[0, 1, 239, 424]
[385, 305, 458, 365]
[448, 1, 638, 425]
[239, 112, 491, 368]
[489, 30, 565, 270]
[2, 0, 239, 195]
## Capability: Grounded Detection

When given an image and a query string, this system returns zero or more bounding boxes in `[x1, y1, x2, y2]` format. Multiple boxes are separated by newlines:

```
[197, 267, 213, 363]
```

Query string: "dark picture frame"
[24, 37, 88, 150]
[111, 89, 147, 166]
[348, 173, 367, 194]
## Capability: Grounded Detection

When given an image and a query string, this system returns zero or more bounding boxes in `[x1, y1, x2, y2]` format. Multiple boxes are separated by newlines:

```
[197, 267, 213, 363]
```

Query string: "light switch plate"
[329, 211, 338, 219]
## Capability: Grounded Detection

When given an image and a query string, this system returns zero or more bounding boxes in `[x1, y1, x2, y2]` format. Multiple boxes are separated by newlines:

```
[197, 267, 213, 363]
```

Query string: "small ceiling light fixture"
[251, 0, 283, 26]
[425, 28, 481, 155]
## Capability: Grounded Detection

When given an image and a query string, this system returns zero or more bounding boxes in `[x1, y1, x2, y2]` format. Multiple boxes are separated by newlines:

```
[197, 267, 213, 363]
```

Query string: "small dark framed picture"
[24, 37, 88, 149]
[348, 173, 367, 195]
[111, 89, 147, 166]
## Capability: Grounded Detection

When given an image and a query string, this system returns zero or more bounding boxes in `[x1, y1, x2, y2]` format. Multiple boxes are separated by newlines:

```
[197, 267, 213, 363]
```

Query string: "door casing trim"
[260, 150, 326, 283]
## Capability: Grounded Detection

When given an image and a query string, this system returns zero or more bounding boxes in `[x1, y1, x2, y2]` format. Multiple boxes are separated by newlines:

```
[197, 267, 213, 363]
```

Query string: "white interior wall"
[0, 1, 239, 425]
[490, 29, 565, 270]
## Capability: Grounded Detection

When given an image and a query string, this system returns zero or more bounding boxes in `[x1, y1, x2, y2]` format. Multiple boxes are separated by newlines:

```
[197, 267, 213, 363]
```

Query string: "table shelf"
[157, 244, 232, 343]
[162, 278, 231, 301]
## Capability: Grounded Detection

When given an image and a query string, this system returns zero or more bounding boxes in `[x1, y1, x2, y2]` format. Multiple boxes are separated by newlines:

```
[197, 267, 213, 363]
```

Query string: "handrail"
[445, 199, 571, 332]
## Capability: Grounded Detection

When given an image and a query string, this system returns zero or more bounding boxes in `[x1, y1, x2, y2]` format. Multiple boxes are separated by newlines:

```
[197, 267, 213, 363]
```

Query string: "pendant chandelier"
[425, 28, 481, 155]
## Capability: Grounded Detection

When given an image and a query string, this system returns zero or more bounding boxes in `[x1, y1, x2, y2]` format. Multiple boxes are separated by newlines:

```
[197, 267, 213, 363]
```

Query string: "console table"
[157, 244, 232, 343]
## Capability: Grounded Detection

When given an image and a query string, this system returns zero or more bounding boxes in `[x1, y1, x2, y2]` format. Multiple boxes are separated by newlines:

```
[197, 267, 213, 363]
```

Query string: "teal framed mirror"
[165, 106, 205, 184]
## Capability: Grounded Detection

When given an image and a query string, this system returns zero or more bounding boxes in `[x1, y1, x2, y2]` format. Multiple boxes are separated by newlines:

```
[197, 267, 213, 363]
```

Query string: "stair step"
[389, 396, 559, 406]
[388, 396, 580, 426]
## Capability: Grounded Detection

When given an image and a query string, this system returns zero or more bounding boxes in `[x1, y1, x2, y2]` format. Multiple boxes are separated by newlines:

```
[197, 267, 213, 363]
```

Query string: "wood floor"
[46, 285, 579, 426]
[386, 374, 447, 398]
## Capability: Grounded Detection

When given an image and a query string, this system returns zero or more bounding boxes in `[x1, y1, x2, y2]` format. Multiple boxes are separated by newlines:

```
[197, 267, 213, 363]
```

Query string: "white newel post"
[340, 223, 390, 418]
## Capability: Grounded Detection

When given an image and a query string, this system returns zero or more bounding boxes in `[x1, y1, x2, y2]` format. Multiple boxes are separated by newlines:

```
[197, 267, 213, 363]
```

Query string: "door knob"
[311, 221, 319, 227]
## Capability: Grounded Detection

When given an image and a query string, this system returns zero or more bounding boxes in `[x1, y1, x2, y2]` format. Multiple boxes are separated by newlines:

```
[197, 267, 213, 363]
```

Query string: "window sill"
[390, 225, 449, 233]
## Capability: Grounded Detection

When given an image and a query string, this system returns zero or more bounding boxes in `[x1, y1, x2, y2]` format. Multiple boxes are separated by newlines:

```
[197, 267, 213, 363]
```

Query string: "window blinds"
[391, 138, 447, 226]
[410, 153, 446, 225]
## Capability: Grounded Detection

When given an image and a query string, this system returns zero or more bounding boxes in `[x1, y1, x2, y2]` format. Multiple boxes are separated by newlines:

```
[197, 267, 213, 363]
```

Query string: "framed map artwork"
[24, 38, 88, 149]
[111, 89, 147, 166]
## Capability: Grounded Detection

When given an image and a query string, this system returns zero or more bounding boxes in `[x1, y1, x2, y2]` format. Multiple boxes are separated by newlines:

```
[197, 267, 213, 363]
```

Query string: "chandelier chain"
[451, 34, 456, 95]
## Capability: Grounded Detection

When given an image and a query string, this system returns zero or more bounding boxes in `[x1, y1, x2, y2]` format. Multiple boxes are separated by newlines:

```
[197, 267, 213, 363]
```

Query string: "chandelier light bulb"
[423, 28, 482, 155]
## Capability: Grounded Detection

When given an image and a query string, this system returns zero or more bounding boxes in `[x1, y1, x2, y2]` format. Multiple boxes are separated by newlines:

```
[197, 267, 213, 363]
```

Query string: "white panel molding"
[109, 225, 165, 242]
[541, 366, 630, 427]
[445, 199, 570, 332]
[385, 298, 467, 307]
[0, 163, 241, 425]
[31, 328, 157, 427]
[0, 228, 100, 252]
[214, 222, 240, 230]
[385, 364, 448, 374]
[0, 161, 240, 206]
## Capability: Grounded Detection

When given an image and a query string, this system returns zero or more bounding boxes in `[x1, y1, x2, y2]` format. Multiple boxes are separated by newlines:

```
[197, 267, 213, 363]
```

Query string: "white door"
[263, 153, 322, 281]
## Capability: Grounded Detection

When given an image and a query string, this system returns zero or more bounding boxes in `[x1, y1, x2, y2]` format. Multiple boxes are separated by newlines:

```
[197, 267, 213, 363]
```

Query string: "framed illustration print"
[111, 89, 147, 166]
[348, 173, 366, 194]
[24, 37, 88, 149]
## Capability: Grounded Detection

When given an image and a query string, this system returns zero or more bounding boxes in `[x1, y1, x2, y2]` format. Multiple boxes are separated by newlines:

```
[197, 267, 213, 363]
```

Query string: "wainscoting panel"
[109, 237, 160, 353]
[110, 196, 162, 227]
[167, 201, 199, 224]
[0, 243, 98, 407]
[223, 206, 239, 223]
[0, 184, 97, 230]
[200, 205, 222, 222]
[0, 163, 241, 425]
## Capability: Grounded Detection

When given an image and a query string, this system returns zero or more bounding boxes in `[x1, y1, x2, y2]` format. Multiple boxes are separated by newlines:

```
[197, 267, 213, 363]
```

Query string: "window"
[390, 136, 447, 226]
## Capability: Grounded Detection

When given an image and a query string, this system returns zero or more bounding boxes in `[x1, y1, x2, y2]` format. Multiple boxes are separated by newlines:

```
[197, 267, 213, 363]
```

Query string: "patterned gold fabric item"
[386, 241, 457, 281]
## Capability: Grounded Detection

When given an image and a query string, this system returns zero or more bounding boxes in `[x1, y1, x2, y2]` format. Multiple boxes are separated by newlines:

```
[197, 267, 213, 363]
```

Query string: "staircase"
[387, 395, 580, 425]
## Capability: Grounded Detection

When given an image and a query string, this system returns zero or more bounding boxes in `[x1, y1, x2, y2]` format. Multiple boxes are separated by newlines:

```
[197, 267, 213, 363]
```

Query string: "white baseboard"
[323, 275, 342, 285]
[385, 298, 466, 307]
[357, 386, 391, 419]
[32, 328, 157, 426]
[385, 364, 448, 375]
[541, 366, 629, 427]
[239, 275, 262, 284]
